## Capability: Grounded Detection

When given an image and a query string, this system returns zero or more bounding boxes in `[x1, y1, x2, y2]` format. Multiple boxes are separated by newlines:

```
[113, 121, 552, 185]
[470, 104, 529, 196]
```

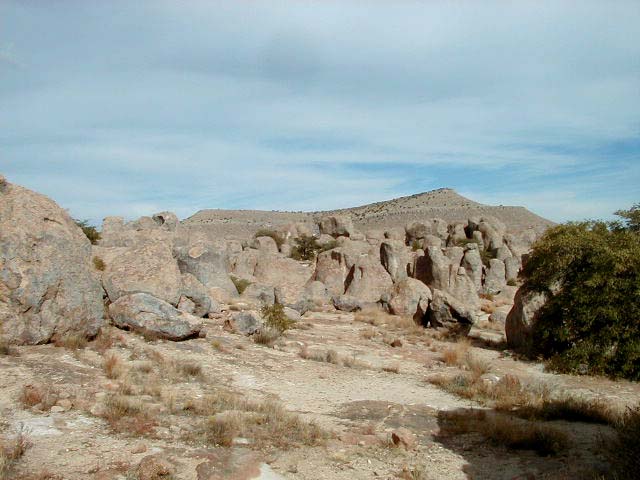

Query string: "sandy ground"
[1, 310, 637, 480]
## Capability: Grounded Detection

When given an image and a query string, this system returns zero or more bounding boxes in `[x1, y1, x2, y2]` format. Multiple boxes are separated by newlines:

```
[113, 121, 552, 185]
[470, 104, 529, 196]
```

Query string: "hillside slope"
[183, 188, 553, 239]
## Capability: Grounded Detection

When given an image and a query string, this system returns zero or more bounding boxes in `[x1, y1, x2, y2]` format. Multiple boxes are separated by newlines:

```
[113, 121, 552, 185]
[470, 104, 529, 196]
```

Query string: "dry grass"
[354, 308, 423, 334]
[382, 363, 400, 374]
[252, 328, 280, 347]
[360, 327, 376, 340]
[211, 339, 229, 353]
[186, 390, 328, 450]
[104, 353, 124, 379]
[441, 338, 471, 366]
[399, 465, 428, 480]
[0, 424, 31, 480]
[298, 346, 366, 369]
[100, 394, 157, 436]
[0, 337, 17, 357]
[19, 384, 58, 411]
[439, 409, 569, 456]
[429, 372, 621, 426]
[91, 327, 121, 354]
[53, 332, 87, 350]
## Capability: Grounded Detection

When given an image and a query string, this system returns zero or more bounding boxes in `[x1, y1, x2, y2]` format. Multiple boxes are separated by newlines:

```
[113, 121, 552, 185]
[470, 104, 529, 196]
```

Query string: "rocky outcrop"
[505, 288, 549, 348]
[108, 293, 202, 341]
[318, 214, 354, 238]
[227, 311, 262, 335]
[344, 256, 393, 303]
[174, 241, 236, 294]
[102, 242, 182, 305]
[427, 289, 476, 335]
[387, 278, 432, 322]
[0, 177, 104, 344]
[251, 236, 279, 254]
[179, 273, 219, 317]
[380, 240, 409, 283]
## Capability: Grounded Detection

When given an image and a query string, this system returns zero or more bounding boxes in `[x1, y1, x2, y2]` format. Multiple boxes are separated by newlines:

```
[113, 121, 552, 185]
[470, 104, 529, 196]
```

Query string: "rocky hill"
[183, 188, 553, 240]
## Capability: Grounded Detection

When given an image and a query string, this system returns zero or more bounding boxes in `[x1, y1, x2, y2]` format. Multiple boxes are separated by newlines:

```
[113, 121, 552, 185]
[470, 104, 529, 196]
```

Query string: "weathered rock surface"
[388, 278, 432, 322]
[505, 288, 548, 348]
[427, 289, 476, 335]
[0, 178, 104, 344]
[227, 311, 262, 335]
[344, 256, 393, 303]
[102, 242, 182, 305]
[174, 241, 236, 294]
[109, 293, 202, 340]
[380, 240, 409, 283]
[318, 214, 354, 238]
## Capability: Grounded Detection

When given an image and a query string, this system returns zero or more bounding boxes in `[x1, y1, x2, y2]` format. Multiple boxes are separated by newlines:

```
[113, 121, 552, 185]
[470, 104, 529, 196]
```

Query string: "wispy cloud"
[0, 0, 638, 224]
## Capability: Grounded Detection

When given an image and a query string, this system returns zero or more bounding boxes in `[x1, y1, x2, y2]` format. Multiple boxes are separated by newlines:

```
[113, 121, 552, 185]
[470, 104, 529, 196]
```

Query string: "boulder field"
[0, 175, 544, 344]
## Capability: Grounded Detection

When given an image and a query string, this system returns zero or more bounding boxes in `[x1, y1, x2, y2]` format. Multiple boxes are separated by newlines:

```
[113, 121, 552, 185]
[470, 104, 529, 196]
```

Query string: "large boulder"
[415, 247, 451, 291]
[380, 240, 410, 283]
[241, 282, 276, 306]
[484, 259, 506, 294]
[251, 236, 279, 254]
[427, 289, 476, 335]
[254, 254, 313, 305]
[388, 278, 432, 322]
[174, 241, 236, 294]
[227, 311, 262, 335]
[0, 177, 104, 344]
[344, 256, 393, 303]
[505, 288, 549, 349]
[462, 245, 483, 290]
[108, 293, 202, 341]
[333, 295, 363, 312]
[318, 215, 354, 238]
[102, 242, 182, 305]
[180, 273, 219, 317]
[311, 242, 370, 296]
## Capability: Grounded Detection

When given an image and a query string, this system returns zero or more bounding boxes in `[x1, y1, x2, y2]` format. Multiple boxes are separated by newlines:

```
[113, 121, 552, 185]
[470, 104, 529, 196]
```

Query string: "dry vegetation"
[0, 424, 30, 480]
[354, 308, 424, 335]
[439, 409, 569, 456]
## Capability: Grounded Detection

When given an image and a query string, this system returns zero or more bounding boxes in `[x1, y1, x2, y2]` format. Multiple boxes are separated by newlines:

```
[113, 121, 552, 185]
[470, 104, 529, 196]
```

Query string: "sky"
[1, 0, 639, 225]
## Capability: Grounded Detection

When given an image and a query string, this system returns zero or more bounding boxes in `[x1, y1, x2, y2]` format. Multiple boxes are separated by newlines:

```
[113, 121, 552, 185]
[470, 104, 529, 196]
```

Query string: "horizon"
[1, 1, 638, 224]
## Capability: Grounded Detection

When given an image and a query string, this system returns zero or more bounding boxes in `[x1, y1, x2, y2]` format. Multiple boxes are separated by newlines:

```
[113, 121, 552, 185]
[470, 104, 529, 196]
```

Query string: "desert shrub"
[261, 303, 294, 333]
[74, 219, 101, 245]
[92, 256, 105, 271]
[230, 276, 252, 295]
[479, 248, 496, 267]
[53, 332, 87, 350]
[506, 278, 517, 287]
[254, 229, 284, 248]
[454, 238, 479, 248]
[411, 240, 422, 252]
[521, 218, 640, 380]
[290, 234, 321, 261]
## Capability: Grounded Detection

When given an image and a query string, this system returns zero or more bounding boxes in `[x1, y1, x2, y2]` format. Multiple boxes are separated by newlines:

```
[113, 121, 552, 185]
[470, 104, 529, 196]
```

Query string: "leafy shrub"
[411, 240, 422, 251]
[74, 219, 101, 245]
[506, 278, 517, 287]
[230, 276, 252, 295]
[254, 229, 284, 248]
[261, 303, 295, 333]
[290, 235, 321, 261]
[521, 217, 640, 380]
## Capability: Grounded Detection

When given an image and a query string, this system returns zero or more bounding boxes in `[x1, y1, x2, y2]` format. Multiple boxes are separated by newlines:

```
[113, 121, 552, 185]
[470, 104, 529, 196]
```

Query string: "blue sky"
[1, 1, 638, 224]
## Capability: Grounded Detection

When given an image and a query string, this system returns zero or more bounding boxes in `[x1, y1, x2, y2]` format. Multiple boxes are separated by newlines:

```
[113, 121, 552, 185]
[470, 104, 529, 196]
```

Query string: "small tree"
[290, 235, 321, 261]
[75, 219, 101, 245]
[613, 203, 640, 232]
[520, 215, 640, 380]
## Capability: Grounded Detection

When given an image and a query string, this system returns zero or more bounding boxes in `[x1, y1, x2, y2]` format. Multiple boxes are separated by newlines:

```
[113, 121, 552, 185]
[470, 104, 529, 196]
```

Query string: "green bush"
[290, 235, 321, 261]
[261, 303, 295, 333]
[230, 276, 252, 295]
[521, 216, 640, 380]
[254, 229, 285, 248]
[75, 219, 101, 245]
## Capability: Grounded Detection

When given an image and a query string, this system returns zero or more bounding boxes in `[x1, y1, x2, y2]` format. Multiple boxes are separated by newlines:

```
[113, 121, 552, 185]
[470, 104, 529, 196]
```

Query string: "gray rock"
[229, 311, 263, 335]
[333, 295, 363, 312]
[380, 240, 410, 283]
[484, 258, 506, 294]
[0, 178, 104, 345]
[174, 241, 236, 294]
[181, 273, 218, 317]
[505, 288, 549, 348]
[388, 278, 432, 322]
[427, 289, 476, 335]
[151, 212, 179, 231]
[251, 236, 279, 254]
[344, 256, 393, 303]
[102, 242, 182, 305]
[462, 245, 483, 290]
[241, 283, 276, 305]
[109, 293, 202, 341]
[319, 214, 354, 238]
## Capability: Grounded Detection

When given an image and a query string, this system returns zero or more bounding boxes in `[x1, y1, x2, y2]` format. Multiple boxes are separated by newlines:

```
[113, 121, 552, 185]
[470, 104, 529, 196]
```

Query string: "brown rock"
[391, 427, 417, 450]
[137, 455, 174, 480]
